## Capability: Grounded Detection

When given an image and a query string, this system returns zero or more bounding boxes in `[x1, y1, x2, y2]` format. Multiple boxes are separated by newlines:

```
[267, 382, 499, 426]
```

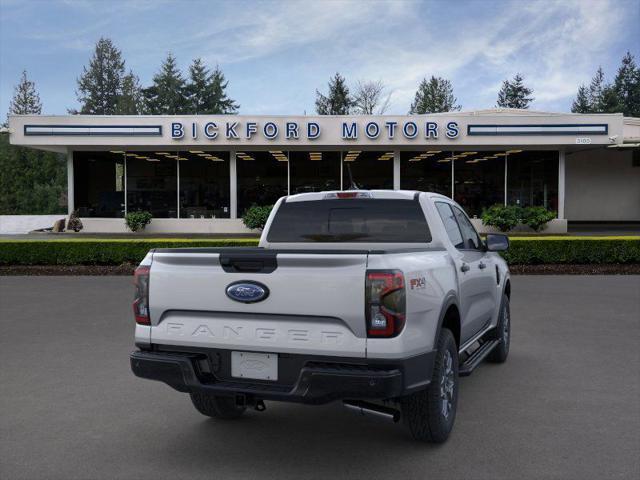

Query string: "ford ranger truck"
[130, 190, 511, 443]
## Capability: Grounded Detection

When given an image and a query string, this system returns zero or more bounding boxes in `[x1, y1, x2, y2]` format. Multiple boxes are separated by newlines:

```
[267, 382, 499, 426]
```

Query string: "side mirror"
[485, 233, 509, 252]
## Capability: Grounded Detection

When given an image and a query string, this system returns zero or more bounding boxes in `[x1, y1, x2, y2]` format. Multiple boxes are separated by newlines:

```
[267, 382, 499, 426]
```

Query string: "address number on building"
[576, 137, 592, 144]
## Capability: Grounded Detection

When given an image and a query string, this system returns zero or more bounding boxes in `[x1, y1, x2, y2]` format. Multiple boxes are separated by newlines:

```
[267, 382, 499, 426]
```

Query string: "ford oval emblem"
[226, 281, 269, 303]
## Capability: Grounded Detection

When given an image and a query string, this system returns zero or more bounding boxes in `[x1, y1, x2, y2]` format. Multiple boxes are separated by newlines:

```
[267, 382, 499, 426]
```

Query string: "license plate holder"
[231, 351, 278, 381]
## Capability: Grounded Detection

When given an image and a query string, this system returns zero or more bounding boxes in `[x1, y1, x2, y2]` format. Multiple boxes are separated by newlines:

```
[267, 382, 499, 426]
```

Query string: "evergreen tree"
[185, 59, 239, 114]
[571, 85, 591, 113]
[186, 58, 209, 114]
[496, 73, 534, 109]
[409, 76, 460, 114]
[116, 71, 144, 115]
[315, 73, 353, 115]
[75, 37, 126, 114]
[8, 70, 42, 116]
[0, 135, 67, 215]
[143, 53, 188, 114]
[207, 65, 239, 114]
[1, 72, 66, 214]
[613, 51, 640, 117]
[587, 67, 607, 112]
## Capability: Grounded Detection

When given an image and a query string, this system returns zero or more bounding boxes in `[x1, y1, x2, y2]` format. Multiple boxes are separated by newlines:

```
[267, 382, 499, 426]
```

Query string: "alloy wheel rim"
[503, 307, 510, 346]
[440, 350, 455, 419]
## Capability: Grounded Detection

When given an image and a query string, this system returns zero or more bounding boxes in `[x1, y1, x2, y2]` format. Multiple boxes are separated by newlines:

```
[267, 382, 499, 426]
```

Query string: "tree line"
[71, 37, 239, 115]
[1, 37, 639, 215]
[314, 52, 638, 116]
[4, 36, 639, 119]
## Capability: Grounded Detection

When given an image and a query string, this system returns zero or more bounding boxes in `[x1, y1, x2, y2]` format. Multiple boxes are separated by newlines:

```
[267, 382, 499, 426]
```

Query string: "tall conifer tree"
[143, 53, 187, 114]
[496, 74, 534, 109]
[75, 38, 126, 114]
[409, 76, 460, 114]
[315, 73, 353, 115]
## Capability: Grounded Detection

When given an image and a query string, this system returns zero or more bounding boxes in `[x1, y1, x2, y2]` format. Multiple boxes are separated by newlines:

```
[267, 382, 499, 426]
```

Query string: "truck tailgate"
[148, 250, 368, 357]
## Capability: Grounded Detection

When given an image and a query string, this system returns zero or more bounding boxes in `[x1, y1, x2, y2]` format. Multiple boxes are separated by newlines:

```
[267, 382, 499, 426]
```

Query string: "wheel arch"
[504, 278, 511, 299]
[436, 294, 461, 349]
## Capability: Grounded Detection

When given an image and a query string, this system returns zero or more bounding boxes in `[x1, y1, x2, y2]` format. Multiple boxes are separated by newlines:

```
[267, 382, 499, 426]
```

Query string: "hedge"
[0, 239, 259, 266]
[502, 237, 640, 265]
[0, 237, 638, 266]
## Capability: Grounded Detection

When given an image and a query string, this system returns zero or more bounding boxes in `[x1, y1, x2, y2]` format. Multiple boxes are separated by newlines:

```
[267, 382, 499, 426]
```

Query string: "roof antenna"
[346, 164, 359, 190]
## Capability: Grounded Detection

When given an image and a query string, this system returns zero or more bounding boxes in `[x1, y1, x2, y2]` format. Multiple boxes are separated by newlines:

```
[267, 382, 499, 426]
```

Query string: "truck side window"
[435, 202, 464, 249]
[452, 206, 482, 250]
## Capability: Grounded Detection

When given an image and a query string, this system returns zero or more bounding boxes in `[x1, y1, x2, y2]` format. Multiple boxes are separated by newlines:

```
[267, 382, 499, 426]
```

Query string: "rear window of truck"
[266, 199, 431, 243]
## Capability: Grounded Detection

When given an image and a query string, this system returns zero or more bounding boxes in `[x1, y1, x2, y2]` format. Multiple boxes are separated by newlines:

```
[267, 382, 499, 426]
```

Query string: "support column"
[393, 150, 401, 190]
[230, 150, 237, 219]
[504, 153, 508, 206]
[450, 153, 455, 198]
[176, 159, 180, 219]
[340, 151, 344, 190]
[558, 149, 566, 219]
[66, 149, 74, 216]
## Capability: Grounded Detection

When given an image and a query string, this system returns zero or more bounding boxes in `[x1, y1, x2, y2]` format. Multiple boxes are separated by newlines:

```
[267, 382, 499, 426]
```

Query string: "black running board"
[459, 339, 500, 377]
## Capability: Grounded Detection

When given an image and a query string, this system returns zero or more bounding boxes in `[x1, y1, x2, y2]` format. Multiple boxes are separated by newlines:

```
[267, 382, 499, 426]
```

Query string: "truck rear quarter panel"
[366, 250, 456, 359]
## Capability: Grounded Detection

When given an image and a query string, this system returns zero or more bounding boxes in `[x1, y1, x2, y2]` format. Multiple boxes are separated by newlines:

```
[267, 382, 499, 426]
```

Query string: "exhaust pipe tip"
[343, 400, 400, 423]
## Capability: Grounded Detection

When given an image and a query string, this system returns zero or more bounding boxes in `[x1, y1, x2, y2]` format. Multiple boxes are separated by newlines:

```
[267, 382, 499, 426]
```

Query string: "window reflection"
[236, 150, 288, 214]
[400, 150, 452, 196]
[454, 151, 504, 217]
[507, 150, 558, 212]
[178, 151, 230, 218]
[73, 151, 125, 218]
[289, 151, 340, 194]
[126, 152, 177, 218]
[342, 150, 394, 190]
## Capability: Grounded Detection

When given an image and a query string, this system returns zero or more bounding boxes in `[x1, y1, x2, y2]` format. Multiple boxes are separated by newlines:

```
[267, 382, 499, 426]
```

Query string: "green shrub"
[0, 237, 638, 266]
[0, 239, 260, 265]
[242, 204, 273, 230]
[521, 206, 556, 232]
[482, 204, 556, 232]
[481, 205, 521, 232]
[66, 210, 83, 232]
[125, 211, 153, 232]
[501, 237, 640, 265]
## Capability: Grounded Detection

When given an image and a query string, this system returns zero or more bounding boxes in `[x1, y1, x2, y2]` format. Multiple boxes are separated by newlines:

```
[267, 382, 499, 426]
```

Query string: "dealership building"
[8, 109, 640, 233]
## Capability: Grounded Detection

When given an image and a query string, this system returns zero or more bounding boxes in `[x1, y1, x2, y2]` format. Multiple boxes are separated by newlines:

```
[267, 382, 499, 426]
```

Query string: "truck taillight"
[133, 265, 150, 325]
[365, 270, 406, 338]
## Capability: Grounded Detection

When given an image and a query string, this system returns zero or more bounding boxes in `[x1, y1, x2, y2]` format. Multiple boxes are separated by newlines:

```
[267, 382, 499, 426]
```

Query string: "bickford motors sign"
[171, 119, 461, 141]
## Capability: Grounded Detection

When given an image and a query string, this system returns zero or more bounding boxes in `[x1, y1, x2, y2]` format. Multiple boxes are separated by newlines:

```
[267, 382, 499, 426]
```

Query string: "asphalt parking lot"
[1, 276, 639, 480]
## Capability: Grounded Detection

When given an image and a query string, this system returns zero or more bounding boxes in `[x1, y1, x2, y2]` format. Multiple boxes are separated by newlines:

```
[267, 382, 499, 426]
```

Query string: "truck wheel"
[401, 328, 458, 443]
[487, 295, 510, 363]
[190, 392, 246, 419]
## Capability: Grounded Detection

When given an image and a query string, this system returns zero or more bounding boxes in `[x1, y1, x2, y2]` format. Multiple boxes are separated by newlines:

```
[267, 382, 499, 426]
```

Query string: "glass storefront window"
[507, 150, 558, 212]
[453, 151, 505, 217]
[178, 151, 230, 218]
[342, 150, 394, 190]
[400, 150, 452, 196]
[126, 152, 177, 218]
[289, 151, 341, 194]
[73, 148, 560, 221]
[236, 150, 288, 214]
[73, 151, 125, 217]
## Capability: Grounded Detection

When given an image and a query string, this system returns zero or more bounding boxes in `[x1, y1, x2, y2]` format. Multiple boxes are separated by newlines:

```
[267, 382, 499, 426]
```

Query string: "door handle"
[479, 262, 487, 269]
[460, 263, 470, 273]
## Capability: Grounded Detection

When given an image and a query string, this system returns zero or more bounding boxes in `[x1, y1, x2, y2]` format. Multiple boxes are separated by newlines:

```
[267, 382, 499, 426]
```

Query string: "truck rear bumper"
[130, 349, 435, 404]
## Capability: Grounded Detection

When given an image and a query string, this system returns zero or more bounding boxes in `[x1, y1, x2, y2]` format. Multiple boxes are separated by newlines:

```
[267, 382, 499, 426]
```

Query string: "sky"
[0, 0, 638, 117]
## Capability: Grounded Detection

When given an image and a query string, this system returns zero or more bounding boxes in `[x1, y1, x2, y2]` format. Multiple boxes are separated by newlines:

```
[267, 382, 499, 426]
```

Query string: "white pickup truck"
[130, 190, 511, 442]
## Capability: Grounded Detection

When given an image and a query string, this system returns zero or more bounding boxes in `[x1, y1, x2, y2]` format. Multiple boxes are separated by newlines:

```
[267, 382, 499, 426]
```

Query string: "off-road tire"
[190, 392, 246, 419]
[401, 328, 458, 443]
[487, 295, 510, 363]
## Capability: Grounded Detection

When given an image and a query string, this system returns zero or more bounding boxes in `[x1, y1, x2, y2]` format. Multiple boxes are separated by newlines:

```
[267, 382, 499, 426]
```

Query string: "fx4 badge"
[410, 277, 426, 290]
